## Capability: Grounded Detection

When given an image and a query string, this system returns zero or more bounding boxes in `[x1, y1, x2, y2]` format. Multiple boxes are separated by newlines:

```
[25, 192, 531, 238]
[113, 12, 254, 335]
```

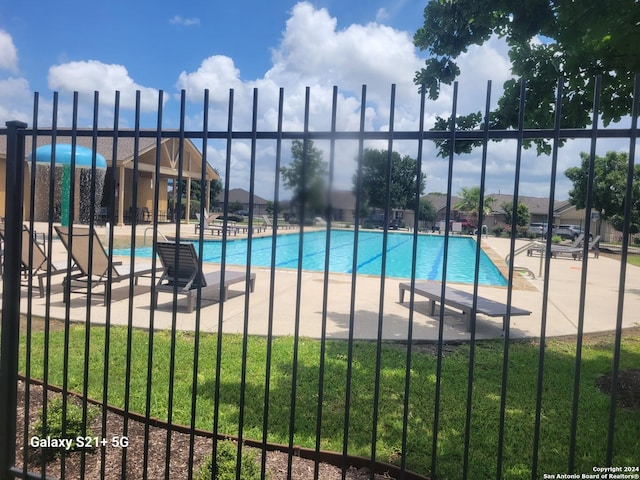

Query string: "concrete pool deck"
[16, 223, 640, 342]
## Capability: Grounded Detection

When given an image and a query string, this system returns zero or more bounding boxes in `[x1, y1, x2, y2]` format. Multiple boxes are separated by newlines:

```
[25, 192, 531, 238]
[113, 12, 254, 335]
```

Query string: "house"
[215, 188, 269, 216]
[0, 132, 218, 226]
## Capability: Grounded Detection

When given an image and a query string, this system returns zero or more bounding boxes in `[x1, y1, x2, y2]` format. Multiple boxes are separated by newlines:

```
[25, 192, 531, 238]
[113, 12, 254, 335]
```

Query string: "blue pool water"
[122, 230, 507, 286]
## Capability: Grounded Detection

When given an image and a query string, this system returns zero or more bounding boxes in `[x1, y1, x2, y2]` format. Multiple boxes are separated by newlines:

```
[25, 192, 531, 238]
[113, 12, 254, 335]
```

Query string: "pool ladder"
[505, 241, 543, 279]
[143, 227, 169, 246]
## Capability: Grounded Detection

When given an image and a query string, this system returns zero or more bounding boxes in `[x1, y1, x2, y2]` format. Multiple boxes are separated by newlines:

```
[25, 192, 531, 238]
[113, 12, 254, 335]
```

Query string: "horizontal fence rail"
[1, 77, 639, 480]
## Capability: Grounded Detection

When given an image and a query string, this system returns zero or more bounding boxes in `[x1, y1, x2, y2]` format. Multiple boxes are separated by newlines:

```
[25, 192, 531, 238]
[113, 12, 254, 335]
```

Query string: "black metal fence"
[1, 77, 639, 480]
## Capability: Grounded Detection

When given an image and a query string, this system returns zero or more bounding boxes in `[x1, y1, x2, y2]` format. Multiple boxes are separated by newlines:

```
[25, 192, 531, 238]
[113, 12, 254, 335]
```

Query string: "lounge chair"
[154, 241, 256, 312]
[0, 225, 73, 297]
[526, 234, 600, 260]
[399, 281, 531, 331]
[261, 214, 294, 230]
[54, 226, 154, 303]
[194, 213, 238, 236]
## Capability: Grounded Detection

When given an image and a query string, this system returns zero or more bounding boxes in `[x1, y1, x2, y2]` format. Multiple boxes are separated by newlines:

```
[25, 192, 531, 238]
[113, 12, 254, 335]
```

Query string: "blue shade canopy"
[31, 144, 107, 170]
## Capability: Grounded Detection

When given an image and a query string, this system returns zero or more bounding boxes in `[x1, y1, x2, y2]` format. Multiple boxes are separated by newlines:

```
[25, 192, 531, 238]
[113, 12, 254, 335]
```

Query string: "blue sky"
[0, 1, 629, 201]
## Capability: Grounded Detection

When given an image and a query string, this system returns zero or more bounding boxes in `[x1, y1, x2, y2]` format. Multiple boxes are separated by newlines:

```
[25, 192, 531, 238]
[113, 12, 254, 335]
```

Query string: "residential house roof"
[217, 187, 268, 206]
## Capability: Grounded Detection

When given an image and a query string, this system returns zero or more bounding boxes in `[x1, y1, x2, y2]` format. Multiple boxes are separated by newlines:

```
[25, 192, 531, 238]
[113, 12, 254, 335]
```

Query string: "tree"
[419, 197, 436, 223]
[565, 151, 640, 234]
[454, 186, 496, 225]
[501, 201, 530, 228]
[414, 0, 640, 156]
[355, 149, 426, 211]
[280, 139, 328, 218]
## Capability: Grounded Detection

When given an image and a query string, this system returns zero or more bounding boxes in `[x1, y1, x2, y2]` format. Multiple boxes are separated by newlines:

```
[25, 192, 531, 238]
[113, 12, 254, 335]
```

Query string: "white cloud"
[169, 15, 200, 27]
[171, 1, 522, 200]
[375, 8, 389, 22]
[47, 60, 163, 112]
[176, 55, 243, 104]
[0, 30, 18, 73]
[0, 77, 32, 124]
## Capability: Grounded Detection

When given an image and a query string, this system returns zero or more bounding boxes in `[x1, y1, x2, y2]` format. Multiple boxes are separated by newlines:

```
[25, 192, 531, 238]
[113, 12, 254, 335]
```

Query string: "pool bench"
[399, 281, 531, 331]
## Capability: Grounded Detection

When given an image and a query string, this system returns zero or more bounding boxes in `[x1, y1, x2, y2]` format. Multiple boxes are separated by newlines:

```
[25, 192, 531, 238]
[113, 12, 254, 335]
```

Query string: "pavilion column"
[185, 177, 191, 224]
[117, 165, 125, 226]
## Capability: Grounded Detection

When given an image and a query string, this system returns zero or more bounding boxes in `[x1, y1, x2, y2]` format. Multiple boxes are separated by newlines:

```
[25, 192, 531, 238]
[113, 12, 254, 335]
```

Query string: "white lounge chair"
[55, 226, 154, 303]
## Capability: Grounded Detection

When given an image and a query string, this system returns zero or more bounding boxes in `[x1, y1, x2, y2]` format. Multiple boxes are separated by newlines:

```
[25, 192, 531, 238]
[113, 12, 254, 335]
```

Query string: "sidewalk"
[17, 225, 640, 342]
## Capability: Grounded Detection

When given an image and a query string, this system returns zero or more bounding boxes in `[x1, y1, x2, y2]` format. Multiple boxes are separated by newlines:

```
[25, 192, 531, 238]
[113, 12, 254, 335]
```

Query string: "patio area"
[14, 224, 640, 342]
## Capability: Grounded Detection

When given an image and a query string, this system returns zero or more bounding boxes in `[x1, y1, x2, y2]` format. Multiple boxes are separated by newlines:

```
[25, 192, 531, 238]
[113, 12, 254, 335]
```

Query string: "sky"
[0, 0, 632, 202]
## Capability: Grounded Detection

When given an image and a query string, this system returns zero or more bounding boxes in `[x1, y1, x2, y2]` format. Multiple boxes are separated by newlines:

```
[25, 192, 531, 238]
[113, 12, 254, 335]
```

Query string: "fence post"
[0, 120, 27, 480]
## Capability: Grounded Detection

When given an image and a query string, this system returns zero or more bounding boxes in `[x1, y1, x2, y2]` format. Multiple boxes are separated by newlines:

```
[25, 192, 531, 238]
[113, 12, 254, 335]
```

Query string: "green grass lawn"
[19, 323, 640, 479]
[628, 254, 640, 267]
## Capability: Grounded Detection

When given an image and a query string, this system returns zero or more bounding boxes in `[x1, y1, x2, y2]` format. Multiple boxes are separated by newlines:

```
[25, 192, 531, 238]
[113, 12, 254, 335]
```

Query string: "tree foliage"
[501, 201, 530, 228]
[565, 151, 640, 234]
[454, 186, 496, 225]
[280, 139, 328, 217]
[354, 149, 426, 211]
[419, 197, 437, 222]
[414, 0, 640, 156]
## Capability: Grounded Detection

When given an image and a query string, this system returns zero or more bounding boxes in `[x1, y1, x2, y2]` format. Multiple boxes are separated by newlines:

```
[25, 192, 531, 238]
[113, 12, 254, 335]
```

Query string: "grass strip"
[19, 324, 640, 479]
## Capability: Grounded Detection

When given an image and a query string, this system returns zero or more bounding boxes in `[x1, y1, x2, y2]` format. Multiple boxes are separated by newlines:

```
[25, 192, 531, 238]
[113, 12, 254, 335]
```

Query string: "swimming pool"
[123, 230, 507, 286]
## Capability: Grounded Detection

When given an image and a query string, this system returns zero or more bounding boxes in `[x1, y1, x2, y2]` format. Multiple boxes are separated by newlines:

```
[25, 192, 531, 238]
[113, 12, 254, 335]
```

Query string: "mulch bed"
[14, 381, 399, 480]
[595, 369, 640, 410]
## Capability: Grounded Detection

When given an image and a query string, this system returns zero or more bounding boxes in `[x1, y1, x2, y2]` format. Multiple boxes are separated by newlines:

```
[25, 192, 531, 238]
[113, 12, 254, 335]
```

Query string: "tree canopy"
[280, 139, 328, 218]
[565, 151, 640, 234]
[501, 201, 530, 228]
[414, 0, 640, 155]
[354, 149, 426, 211]
[454, 186, 496, 225]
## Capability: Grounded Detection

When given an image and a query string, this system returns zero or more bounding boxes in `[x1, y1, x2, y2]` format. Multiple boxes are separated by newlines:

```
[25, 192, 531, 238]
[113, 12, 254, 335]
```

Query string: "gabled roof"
[423, 193, 461, 213]
[423, 192, 564, 216]
[217, 187, 268, 205]
[487, 194, 555, 216]
[0, 131, 218, 180]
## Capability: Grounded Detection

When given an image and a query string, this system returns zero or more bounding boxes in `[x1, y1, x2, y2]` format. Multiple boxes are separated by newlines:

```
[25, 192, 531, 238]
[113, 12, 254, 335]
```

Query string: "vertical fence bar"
[287, 86, 312, 478]
[400, 83, 427, 476]
[211, 88, 235, 471]
[187, 88, 209, 480]
[431, 81, 459, 478]
[462, 79, 493, 480]
[531, 77, 564, 479]
[261, 87, 285, 480]
[142, 89, 162, 480]
[342, 85, 367, 480]
[568, 76, 602, 473]
[121, 90, 143, 479]
[163, 90, 187, 480]
[237, 88, 260, 477]
[606, 74, 640, 464]
[370, 84, 396, 474]
[314, 85, 339, 480]
[0, 120, 27, 480]
[20, 92, 40, 478]
[78, 91, 101, 477]
[103, 90, 121, 480]
[496, 78, 527, 480]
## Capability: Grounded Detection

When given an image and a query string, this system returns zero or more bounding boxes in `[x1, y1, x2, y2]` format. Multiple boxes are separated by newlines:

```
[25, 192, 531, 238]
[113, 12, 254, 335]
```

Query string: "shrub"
[551, 235, 563, 244]
[634, 236, 640, 246]
[492, 226, 504, 237]
[33, 397, 98, 459]
[196, 440, 265, 480]
[216, 214, 243, 223]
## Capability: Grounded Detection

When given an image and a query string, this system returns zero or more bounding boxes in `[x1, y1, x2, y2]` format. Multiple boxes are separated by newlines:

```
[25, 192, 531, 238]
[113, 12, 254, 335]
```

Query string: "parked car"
[527, 222, 549, 238]
[553, 224, 592, 241]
